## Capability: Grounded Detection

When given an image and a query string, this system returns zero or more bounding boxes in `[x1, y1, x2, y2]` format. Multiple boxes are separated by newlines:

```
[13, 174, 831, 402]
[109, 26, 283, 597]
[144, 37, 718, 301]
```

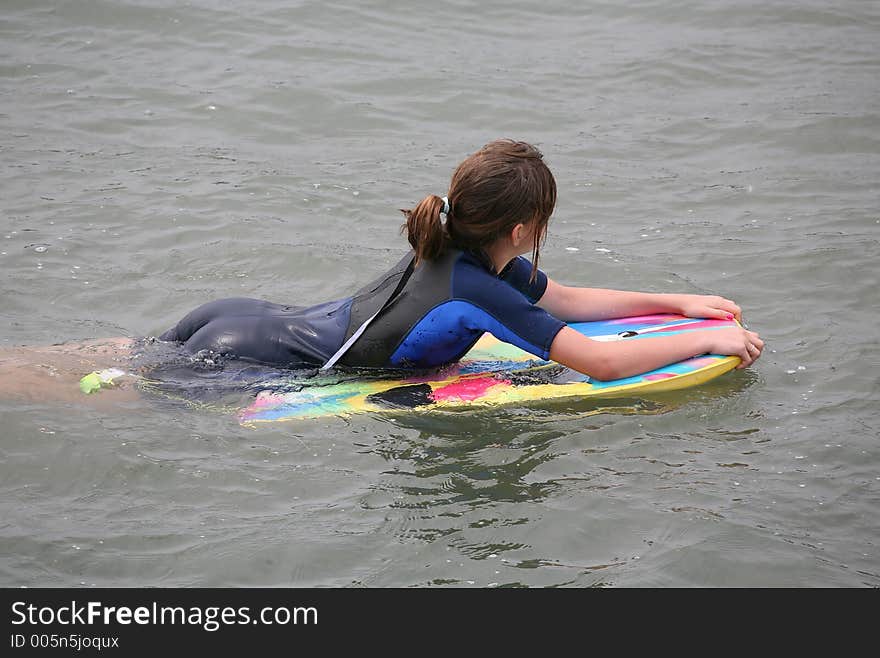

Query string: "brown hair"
[402, 139, 557, 280]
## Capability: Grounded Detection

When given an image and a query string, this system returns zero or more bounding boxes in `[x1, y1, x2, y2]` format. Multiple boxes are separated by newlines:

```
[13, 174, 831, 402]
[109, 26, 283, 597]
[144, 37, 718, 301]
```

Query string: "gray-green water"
[1, 0, 878, 587]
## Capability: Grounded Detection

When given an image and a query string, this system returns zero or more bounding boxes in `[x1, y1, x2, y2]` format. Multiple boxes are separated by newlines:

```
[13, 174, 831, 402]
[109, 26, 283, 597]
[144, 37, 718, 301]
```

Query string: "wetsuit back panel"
[340, 250, 565, 369]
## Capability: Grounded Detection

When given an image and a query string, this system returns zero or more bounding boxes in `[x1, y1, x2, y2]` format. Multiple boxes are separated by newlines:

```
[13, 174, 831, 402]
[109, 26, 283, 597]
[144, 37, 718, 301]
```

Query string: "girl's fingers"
[738, 335, 763, 369]
[749, 331, 764, 349]
[731, 329, 760, 369]
[685, 296, 742, 322]
[718, 298, 742, 322]
[704, 306, 733, 321]
[704, 299, 742, 322]
[696, 304, 738, 322]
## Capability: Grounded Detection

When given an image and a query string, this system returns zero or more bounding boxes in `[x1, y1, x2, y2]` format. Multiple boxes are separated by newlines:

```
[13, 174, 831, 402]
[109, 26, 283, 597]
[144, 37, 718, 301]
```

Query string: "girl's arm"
[537, 278, 742, 323]
[549, 325, 764, 381]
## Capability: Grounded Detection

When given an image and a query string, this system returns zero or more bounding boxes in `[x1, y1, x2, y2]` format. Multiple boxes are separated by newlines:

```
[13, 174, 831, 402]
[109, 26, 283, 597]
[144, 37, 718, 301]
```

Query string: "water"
[1, 0, 878, 587]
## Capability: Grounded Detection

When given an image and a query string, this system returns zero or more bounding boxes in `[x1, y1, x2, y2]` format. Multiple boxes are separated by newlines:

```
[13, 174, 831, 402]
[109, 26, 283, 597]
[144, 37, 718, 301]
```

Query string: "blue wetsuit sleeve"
[454, 260, 565, 360]
[499, 256, 549, 303]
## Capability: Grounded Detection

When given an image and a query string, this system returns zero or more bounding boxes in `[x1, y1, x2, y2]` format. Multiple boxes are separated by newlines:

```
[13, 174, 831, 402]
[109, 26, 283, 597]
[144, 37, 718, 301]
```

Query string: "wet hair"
[402, 139, 557, 280]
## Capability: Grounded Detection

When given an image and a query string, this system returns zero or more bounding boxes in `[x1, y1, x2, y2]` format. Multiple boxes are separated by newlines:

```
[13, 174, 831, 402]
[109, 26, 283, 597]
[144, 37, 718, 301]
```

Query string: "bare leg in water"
[0, 338, 141, 406]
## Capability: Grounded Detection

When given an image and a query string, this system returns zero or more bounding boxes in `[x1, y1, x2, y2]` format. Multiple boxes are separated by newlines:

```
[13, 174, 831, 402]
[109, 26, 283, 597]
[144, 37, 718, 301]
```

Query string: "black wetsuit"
[159, 250, 566, 370]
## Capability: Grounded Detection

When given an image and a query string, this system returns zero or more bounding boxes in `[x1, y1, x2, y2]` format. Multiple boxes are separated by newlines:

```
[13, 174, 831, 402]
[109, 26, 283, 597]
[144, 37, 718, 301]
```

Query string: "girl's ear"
[510, 222, 528, 247]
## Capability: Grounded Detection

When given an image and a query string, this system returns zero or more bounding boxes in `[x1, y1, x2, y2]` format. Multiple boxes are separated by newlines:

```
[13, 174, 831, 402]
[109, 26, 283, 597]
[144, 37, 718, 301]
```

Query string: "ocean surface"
[1, 0, 877, 587]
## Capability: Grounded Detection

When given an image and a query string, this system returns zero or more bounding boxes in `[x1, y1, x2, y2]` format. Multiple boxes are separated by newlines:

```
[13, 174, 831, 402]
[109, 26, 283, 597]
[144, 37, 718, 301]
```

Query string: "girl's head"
[402, 139, 557, 278]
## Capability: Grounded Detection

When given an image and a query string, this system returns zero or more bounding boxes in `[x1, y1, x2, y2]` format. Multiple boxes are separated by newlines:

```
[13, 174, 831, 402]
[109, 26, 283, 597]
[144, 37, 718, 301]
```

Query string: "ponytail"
[401, 194, 449, 265]
[401, 140, 556, 275]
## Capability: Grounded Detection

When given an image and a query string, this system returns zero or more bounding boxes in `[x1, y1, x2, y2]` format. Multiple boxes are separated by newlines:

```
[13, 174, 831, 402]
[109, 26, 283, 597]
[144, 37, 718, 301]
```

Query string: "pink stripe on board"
[250, 391, 283, 407]
[606, 314, 690, 325]
[431, 375, 507, 402]
[643, 372, 678, 381]
[633, 320, 735, 338]
[663, 319, 732, 331]
[684, 356, 723, 369]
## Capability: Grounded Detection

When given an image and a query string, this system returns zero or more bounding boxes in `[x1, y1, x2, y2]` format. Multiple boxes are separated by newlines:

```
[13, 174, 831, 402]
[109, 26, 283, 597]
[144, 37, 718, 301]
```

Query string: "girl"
[158, 139, 763, 381]
[0, 139, 762, 402]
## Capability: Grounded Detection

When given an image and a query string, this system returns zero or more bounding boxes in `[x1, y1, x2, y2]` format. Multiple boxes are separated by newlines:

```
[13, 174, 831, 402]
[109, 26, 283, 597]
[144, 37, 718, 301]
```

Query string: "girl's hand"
[707, 326, 764, 368]
[673, 294, 742, 323]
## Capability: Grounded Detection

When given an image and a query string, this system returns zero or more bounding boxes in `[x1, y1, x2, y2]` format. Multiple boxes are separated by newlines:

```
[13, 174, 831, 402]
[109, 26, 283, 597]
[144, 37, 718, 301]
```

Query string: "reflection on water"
[337, 374, 761, 586]
[371, 382, 756, 500]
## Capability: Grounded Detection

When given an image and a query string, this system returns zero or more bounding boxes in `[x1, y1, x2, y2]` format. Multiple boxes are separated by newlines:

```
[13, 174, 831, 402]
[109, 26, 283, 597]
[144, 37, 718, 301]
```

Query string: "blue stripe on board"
[589, 355, 725, 389]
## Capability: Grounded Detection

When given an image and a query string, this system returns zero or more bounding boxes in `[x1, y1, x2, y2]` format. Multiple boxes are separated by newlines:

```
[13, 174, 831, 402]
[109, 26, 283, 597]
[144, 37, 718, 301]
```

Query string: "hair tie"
[440, 196, 451, 215]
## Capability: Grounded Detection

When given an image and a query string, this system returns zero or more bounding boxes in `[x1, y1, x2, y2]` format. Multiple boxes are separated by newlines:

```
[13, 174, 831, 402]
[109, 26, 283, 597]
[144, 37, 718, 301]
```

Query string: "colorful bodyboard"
[239, 314, 741, 423]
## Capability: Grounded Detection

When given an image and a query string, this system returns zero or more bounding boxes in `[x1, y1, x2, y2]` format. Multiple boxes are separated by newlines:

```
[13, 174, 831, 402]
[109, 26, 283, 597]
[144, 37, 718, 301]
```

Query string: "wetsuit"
[159, 249, 566, 370]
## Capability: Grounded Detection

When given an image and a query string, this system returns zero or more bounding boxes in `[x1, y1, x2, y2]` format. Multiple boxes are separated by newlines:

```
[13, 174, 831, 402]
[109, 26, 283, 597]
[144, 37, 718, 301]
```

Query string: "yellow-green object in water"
[79, 368, 127, 394]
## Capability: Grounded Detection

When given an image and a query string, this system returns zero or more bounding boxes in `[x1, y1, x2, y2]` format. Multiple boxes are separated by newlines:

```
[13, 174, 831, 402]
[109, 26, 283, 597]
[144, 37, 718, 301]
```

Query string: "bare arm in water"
[0, 337, 141, 406]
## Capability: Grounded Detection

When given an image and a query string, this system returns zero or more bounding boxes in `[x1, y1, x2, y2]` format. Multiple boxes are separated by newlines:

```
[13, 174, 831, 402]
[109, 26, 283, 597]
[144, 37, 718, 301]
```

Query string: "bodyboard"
[239, 314, 741, 423]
